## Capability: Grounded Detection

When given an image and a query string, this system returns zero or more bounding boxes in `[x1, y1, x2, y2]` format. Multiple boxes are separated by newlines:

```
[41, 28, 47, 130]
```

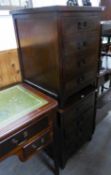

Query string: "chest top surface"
[11, 5, 101, 15]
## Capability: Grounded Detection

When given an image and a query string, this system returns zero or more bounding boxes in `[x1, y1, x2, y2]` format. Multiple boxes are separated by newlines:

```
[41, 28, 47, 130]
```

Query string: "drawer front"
[64, 109, 94, 160]
[0, 115, 51, 157]
[23, 131, 52, 158]
[63, 91, 95, 127]
[59, 92, 95, 160]
[61, 15, 100, 36]
[63, 32, 99, 57]
[63, 53, 98, 80]
[63, 70, 96, 96]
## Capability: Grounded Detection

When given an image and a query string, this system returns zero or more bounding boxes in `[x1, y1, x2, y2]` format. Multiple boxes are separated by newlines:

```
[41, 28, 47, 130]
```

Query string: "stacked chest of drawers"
[11, 6, 101, 168]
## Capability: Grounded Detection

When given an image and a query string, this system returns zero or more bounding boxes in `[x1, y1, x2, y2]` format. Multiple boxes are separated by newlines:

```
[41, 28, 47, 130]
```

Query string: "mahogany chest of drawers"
[11, 6, 101, 168]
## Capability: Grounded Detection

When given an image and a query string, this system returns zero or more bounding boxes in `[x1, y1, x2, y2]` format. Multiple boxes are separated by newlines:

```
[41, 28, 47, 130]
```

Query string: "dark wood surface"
[11, 6, 101, 14]
[57, 91, 95, 167]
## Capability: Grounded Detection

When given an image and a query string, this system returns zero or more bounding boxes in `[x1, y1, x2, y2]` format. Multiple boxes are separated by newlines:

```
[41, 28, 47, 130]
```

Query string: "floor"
[1, 92, 111, 175]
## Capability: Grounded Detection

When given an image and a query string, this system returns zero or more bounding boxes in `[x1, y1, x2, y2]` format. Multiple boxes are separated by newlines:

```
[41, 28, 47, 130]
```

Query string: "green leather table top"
[0, 85, 48, 129]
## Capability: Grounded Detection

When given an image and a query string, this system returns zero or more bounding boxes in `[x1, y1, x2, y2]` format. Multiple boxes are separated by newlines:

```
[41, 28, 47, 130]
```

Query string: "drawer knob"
[81, 94, 85, 99]
[32, 144, 37, 149]
[12, 138, 18, 145]
[41, 138, 45, 144]
[23, 131, 28, 138]
[83, 41, 87, 47]
[77, 22, 82, 30]
[83, 21, 87, 27]
[95, 89, 98, 93]
[82, 59, 86, 64]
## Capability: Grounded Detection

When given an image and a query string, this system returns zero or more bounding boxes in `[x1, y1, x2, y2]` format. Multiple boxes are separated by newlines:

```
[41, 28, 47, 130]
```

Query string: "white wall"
[0, 1, 100, 51]
[0, 12, 17, 51]
[32, 0, 100, 7]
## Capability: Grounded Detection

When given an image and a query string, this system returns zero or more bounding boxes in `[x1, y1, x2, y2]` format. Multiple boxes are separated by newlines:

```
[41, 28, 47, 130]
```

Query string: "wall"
[0, 49, 22, 89]
[32, 0, 100, 7]
[0, 13, 17, 51]
[0, 12, 21, 88]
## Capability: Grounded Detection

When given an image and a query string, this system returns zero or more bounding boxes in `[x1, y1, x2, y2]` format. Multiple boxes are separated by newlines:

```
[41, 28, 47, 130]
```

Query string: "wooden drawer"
[63, 70, 96, 97]
[63, 91, 95, 126]
[0, 115, 52, 157]
[58, 92, 95, 162]
[63, 53, 98, 79]
[22, 131, 52, 159]
[63, 32, 99, 57]
[61, 15, 100, 36]
[63, 106, 94, 161]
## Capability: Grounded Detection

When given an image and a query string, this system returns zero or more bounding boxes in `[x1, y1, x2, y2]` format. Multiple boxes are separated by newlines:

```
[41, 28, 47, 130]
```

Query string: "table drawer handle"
[11, 131, 28, 145]
[12, 138, 18, 145]
[23, 131, 28, 138]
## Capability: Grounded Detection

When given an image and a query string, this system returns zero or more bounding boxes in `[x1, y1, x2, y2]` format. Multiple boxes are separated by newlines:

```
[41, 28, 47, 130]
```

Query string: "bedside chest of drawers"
[11, 6, 101, 168]
[0, 83, 59, 175]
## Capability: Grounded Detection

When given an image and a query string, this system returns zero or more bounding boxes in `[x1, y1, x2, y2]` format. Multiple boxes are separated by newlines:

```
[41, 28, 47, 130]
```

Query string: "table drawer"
[23, 131, 52, 158]
[0, 115, 51, 157]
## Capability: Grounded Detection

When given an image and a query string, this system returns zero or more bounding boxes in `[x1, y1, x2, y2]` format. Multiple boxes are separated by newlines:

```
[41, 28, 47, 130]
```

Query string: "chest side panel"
[14, 13, 60, 96]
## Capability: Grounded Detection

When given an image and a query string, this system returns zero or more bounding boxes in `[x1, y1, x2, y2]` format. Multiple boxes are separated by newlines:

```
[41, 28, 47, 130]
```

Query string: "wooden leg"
[101, 85, 104, 93]
[53, 113, 60, 175]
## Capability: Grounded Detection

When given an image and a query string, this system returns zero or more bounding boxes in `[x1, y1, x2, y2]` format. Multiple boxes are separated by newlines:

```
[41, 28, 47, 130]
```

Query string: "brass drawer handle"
[23, 131, 28, 138]
[31, 138, 45, 150]
[41, 138, 45, 144]
[12, 138, 18, 145]
[77, 76, 85, 84]
[77, 41, 87, 50]
[32, 144, 37, 149]
[77, 21, 87, 30]
[77, 22, 82, 30]
[83, 41, 87, 47]
[83, 21, 87, 27]
[11, 131, 28, 145]
[81, 94, 85, 99]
